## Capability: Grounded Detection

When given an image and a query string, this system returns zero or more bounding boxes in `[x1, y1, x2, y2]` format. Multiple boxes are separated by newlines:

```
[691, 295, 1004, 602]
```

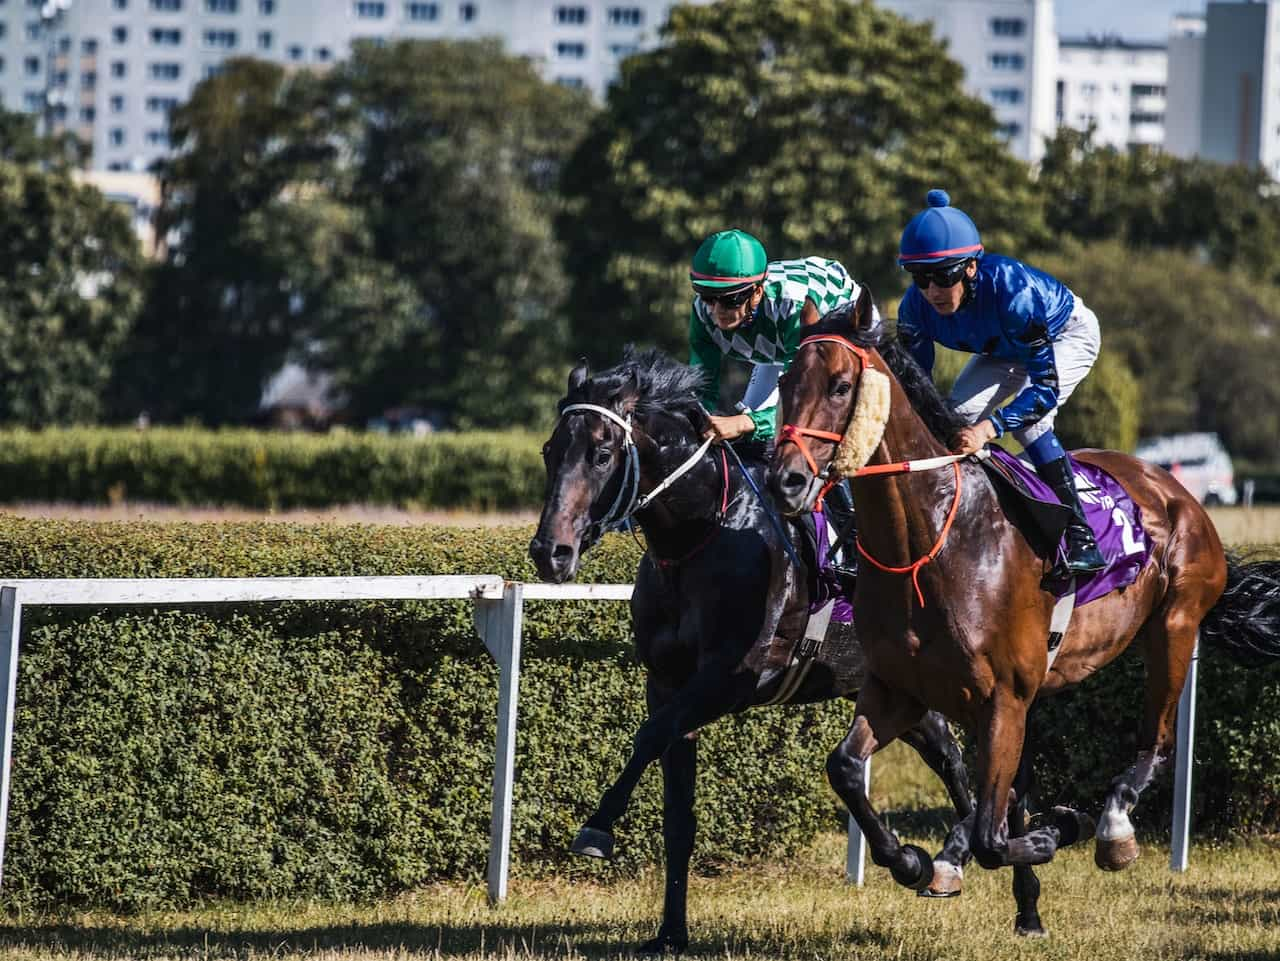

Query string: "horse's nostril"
[551, 543, 575, 562]
[782, 471, 808, 494]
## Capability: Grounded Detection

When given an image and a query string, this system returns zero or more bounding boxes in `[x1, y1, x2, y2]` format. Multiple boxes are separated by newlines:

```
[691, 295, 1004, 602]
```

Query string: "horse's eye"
[541, 442, 552, 459]
[833, 380, 852, 397]
[594, 448, 613, 467]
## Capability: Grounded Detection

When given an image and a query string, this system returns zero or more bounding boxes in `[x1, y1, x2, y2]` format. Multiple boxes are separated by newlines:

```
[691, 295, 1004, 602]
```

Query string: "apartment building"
[1197, 0, 1280, 176]
[1056, 34, 1168, 150]
[0, 0, 692, 172]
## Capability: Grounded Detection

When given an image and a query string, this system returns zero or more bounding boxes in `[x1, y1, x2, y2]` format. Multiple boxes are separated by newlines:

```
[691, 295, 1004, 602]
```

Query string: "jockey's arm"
[989, 318, 1059, 438]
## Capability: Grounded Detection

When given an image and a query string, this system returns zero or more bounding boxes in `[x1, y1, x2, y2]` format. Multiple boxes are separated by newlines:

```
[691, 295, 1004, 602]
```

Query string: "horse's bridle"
[557, 403, 716, 542]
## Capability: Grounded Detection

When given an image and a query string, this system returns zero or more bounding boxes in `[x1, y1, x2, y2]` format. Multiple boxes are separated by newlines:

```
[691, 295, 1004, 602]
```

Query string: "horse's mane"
[810, 302, 969, 447]
[561, 346, 708, 434]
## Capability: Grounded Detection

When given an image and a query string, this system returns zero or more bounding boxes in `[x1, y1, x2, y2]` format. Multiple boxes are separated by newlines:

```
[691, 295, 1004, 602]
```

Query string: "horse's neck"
[633, 425, 722, 532]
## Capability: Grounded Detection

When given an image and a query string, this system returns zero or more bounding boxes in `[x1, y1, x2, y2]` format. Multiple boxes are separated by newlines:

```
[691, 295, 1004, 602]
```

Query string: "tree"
[1034, 240, 1280, 464]
[1037, 128, 1280, 283]
[0, 161, 145, 425]
[557, 0, 1047, 365]
[316, 39, 595, 428]
[114, 58, 338, 424]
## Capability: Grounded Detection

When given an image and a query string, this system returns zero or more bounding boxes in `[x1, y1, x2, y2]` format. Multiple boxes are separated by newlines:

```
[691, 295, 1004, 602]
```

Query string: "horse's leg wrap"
[1094, 751, 1160, 871]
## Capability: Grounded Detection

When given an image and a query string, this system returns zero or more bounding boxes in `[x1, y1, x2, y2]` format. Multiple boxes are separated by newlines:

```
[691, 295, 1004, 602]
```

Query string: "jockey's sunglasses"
[698, 285, 757, 309]
[907, 261, 969, 290]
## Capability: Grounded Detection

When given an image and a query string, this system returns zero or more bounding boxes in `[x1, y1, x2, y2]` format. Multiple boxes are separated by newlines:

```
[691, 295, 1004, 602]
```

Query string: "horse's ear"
[568, 359, 589, 394]
[611, 367, 641, 414]
[852, 284, 883, 340]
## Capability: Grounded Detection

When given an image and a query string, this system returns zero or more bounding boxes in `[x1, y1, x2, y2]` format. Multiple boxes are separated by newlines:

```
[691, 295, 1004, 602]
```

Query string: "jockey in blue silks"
[896, 189, 1106, 576]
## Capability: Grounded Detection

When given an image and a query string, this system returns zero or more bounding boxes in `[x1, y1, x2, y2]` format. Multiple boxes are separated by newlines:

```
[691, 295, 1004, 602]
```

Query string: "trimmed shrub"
[0, 517, 854, 910]
[0, 428, 546, 510]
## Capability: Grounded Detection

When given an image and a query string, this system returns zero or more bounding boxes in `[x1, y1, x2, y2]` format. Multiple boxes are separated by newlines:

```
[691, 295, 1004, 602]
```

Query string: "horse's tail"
[1199, 552, 1280, 665]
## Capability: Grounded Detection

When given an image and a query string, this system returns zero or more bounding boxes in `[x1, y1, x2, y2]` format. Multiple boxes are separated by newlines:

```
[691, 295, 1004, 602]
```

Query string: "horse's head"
[529, 350, 711, 583]
[768, 286, 891, 514]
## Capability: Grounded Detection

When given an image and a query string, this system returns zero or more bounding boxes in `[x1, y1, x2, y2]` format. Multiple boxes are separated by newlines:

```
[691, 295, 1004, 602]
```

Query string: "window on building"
[0, 58, 5, 74]
[259, 0, 275, 11]
[111, 60, 127, 77]
[150, 28, 182, 45]
[59, 35, 72, 52]
[112, 0, 127, 8]
[81, 70, 97, 88]
[257, 30, 272, 49]
[556, 41, 586, 58]
[1130, 83, 1166, 98]
[146, 95, 178, 112]
[354, 0, 385, 15]
[80, 106, 95, 122]
[149, 61, 181, 79]
[23, 56, 39, 76]
[146, 129, 168, 146]
[203, 29, 237, 48]
[990, 87, 1023, 105]
[609, 42, 637, 57]
[1080, 81, 1097, 96]
[151, 0, 182, 9]
[205, 0, 237, 11]
[555, 5, 586, 25]
[23, 91, 43, 110]
[82, 38, 99, 53]
[315, 46, 332, 61]
[1129, 111, 1164, 125]
[203, 63, 224, 79]
[109, 127, 125, 147]
[990, 18, 1025, 37]
[0, 25, 6, 40]
[287, 43, 304, 60]
[997, 121, 1022, 139]
[459, 2, 475, 20]
[112, 25, 129, 43]
[555, 75, 584, 88]
[406, 2, 438, 20]
[107, 162, 127, 171]
[606, 6, 641, 26]
[110, 94, 125, 112]
[988, 52, 1025, 71]
[25, 22, 41, 42]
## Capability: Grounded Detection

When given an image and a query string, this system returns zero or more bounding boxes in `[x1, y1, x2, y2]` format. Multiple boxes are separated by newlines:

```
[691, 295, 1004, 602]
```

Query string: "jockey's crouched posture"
[896, 189, 1106, 576]
[687, 228, 874, 575]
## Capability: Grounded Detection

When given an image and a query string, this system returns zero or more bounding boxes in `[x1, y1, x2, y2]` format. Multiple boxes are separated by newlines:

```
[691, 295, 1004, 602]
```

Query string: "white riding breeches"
[740, 362, 784, 414]
[948, 297, 1101, 446]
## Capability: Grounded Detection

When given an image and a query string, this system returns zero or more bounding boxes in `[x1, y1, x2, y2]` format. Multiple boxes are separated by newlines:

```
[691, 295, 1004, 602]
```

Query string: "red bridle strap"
[856, 461, 963, 607]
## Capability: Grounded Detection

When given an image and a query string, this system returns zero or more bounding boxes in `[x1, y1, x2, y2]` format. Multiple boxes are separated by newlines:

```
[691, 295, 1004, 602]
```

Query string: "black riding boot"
[1036, 456, 1106, 576]
[821, 480, 858, 583]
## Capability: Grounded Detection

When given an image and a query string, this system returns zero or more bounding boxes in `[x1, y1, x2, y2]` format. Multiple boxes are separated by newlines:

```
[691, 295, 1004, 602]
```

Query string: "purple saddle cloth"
[988, 448, 1152, 605]
[811, 508, 854, 624]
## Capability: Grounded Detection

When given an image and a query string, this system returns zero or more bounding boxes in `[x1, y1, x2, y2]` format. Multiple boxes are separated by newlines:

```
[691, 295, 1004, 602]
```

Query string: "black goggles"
[697, 285, 757, 309]
[907, 261, 969, 290]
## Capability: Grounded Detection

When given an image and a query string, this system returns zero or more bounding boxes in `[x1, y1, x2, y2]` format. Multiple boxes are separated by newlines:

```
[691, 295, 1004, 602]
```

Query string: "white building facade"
[1056, 35, 1167, 150]
[1198, 0, 1280, 177]
[876, 0, 1057, 162]
[0, 0, 690, 172]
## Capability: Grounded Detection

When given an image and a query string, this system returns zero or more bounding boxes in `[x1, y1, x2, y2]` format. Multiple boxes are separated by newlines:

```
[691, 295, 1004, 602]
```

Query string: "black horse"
[529, 348, 973, 953]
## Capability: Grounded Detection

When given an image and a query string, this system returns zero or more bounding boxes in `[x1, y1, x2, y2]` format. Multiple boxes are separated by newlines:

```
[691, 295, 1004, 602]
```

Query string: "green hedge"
[0, 517, 854, 910]
[0, 427, 546, 510]
[1, 517, 1277, 910]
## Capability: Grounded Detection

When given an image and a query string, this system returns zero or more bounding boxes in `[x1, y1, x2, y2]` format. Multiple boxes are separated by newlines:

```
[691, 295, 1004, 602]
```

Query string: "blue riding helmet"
[898, 189, 984, 266]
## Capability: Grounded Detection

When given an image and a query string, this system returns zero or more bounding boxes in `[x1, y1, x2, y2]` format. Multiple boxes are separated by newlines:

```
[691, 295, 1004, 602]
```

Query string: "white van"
[1133, 432, 1238, 506]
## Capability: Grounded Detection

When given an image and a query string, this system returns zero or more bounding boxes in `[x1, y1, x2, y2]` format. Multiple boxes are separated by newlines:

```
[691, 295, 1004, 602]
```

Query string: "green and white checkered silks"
[692, 257, 867, 366]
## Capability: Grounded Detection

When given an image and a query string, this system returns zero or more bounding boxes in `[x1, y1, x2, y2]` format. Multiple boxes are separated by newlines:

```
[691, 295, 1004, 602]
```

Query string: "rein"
[558, 402, 716, 542]
[780, 334, 979, 607]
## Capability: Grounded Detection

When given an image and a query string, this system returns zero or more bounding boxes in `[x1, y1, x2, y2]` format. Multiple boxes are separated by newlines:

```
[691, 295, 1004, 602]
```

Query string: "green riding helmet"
[690, 229, 767, 292]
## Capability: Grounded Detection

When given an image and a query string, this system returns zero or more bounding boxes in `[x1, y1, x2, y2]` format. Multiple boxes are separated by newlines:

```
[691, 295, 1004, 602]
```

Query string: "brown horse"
[766, 291, 1280, 935]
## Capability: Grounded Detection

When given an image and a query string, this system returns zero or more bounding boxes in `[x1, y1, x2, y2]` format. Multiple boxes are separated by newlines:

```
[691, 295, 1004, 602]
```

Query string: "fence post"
[0, 587, 21, 889]
[846, 754, 870, 885]
[1171, 637, 1199, 872]
[475, 582, 524, 904]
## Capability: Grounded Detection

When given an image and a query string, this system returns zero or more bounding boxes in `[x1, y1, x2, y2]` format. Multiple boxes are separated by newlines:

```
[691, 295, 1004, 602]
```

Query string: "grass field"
[0, 741, 1276, 960]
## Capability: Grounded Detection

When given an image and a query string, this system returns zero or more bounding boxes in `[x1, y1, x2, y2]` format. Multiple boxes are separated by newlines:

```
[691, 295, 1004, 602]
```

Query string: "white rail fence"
[0, 577, 1199, 904]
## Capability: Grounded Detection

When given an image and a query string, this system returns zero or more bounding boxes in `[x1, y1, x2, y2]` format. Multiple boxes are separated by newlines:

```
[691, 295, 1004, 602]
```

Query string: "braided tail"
[1199, 552, 1280, 666]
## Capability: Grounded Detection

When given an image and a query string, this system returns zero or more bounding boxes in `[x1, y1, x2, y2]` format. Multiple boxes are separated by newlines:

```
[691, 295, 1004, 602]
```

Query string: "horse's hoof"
[1032, 805, 1096, 848]
[638, 933, 688, 954]
[917, 860, 963, 898]
[891, 843, 935, 891]
[570, 826, 615, 859]
[1094, 832, 1139, 871]
[1015, 922, 1048, 939]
